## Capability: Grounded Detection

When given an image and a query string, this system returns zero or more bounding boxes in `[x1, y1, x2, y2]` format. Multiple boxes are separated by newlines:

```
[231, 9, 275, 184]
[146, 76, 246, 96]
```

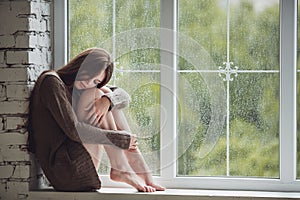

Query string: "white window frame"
[53, 0, 299, 192]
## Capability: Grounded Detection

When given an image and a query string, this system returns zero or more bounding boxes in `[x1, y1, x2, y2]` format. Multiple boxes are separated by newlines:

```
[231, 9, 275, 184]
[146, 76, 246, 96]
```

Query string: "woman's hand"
[86, 96, 111, 127]
[129, 134, 138, 150]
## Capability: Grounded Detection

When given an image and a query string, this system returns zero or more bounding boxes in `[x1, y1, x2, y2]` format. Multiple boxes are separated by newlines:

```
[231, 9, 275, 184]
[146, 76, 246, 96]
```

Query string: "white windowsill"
[29, 187, 300, 200]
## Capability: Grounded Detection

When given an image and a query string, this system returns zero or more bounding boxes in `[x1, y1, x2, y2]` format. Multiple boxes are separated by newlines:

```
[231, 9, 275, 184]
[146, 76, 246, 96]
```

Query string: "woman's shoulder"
[38, 71, 63, 87]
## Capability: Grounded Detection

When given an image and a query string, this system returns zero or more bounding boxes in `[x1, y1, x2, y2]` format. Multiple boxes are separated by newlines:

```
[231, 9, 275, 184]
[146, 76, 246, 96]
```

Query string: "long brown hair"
[56, 47, 114, 91]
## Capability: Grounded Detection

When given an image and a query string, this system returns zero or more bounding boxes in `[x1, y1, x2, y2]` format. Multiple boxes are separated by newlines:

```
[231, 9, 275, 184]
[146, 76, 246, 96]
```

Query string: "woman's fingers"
[129, 135, 138, 150]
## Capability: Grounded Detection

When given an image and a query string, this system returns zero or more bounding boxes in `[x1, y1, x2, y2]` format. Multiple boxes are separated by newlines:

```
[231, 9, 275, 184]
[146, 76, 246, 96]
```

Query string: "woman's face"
[74, 69, 106, 90]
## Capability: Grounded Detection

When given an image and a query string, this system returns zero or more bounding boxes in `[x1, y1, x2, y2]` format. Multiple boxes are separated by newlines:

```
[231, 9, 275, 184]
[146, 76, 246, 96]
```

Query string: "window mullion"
[160, 0, 177, 179]
[280, 0, 297, 183]
[53, 0, 68, 68]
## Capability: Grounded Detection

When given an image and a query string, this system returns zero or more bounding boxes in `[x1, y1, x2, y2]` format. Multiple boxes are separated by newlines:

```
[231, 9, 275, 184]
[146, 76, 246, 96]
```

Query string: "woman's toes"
[144, 185, 155, 192]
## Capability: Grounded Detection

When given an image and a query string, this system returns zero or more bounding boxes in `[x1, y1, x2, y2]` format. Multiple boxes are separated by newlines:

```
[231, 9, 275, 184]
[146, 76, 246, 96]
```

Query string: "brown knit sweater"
[30, 71, 131, 191]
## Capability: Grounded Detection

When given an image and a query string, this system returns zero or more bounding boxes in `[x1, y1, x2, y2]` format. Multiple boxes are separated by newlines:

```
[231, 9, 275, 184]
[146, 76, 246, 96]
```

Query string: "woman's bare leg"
[83, 143, 103, 170]
[100, 111, 155, 192]
[112, 109, 165, 191]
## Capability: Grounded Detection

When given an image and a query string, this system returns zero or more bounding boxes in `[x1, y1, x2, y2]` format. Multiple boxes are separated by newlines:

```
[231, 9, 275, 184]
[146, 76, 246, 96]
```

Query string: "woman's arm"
[76, 87, 105, 126]
[39, 75, 131, 149]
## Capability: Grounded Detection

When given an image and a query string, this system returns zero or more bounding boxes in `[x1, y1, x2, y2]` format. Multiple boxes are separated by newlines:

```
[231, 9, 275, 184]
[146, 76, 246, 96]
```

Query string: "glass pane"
[178, 0, 227, 70]
[117, 49, 161, 71]
[230, 73, 279, 178]
[297, 74, 300, 179]
[116, 0, 160, 33]
[115, 72, 161, 175]
[297, 1, 300, 179]
[115, 0, 160, 70]
[177, 72, 227, 176]
[69, 0, 113, 59]
[178, 0, 280, 177]
[230, 0, 280, 70]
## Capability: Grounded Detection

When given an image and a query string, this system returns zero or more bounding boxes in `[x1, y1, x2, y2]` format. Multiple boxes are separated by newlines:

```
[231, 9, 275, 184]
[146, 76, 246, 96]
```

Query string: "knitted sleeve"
[103, 87, 131, 111]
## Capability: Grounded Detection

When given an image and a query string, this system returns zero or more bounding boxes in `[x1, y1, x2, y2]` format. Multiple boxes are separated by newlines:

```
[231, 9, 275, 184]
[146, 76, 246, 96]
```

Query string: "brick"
[0, 84, 6, 101]
[37, 33, 50, 47]
[6, 51, 27, 64]
[0, 146, 29, 162]
[6, 181, 29, 200]
[0, 132, 27, 145]
[0, 17, 29, 35]
[0, 51, 4, 64]
[28, 18, 47, 33]
[12, 1, 31, 16]
[30, 2, 41, 18]
[12, 165, 30, 179]
[15, 32, 38, 49]
[0, 165, 14, 179]
[46, 50, 52, 65]
[0, 181, 7, 196]
[45, 17, 51, 32]
[40, 2, 51, 17]
[0, 68, 28, 82]
[0, 35, 15, 48]
[28, 65, 49, 82]
[0, 2, 15, 35]
[0, 117, 4, 131]
[0, 1, 30, 34]
[0, 68, 29, 81]
[6, 117, 26, 130]
[0, 101, 28, 114]
[6, 51, 42, 65]
[0, 51, 4, 65]
[7, 85, 31, 99]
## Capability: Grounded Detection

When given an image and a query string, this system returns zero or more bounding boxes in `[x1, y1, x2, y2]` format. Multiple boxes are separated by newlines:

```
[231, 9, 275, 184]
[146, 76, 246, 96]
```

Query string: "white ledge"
[29, 188, 300, 200]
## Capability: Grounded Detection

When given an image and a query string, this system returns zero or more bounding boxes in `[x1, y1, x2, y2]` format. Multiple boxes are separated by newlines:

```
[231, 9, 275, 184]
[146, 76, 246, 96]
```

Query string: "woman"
[27, 47, 165, 192]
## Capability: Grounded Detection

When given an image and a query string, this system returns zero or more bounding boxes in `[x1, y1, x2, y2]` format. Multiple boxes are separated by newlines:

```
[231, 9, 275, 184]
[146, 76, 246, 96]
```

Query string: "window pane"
[297, 1, 300, 179]
[230, 73, 279, 178]
[69, 0, 113, 59]
[230, 0, 280, 70]
[297, 73, 300, 179]
[178, 0, 226, 70]
[178, 0, 280, 177]
[115, 0, 160, 70]
[115, 0, 160, 33]
[115, 72, 161, 175]
[177, 72, 227, 176]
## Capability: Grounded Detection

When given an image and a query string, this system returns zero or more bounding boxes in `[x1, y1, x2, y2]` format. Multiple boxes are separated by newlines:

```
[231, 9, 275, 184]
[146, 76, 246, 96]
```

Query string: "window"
[54, 0, 299, 191]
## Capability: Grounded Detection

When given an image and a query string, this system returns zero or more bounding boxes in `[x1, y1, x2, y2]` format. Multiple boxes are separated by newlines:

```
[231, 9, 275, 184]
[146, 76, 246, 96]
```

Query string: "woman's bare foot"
[110, 168, 156, 192]
[147, 182, 165, 191]
[137, 173, 166, 191]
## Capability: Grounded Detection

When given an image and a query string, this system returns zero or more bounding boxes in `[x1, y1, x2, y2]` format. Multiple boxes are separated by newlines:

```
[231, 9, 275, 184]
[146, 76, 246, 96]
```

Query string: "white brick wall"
[6, 117, 27, 130]
[7, 85, 32, 100]
[0, 51, 4, 64]
[0, 68, 28, 82]
[0, 0, 52, 199]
